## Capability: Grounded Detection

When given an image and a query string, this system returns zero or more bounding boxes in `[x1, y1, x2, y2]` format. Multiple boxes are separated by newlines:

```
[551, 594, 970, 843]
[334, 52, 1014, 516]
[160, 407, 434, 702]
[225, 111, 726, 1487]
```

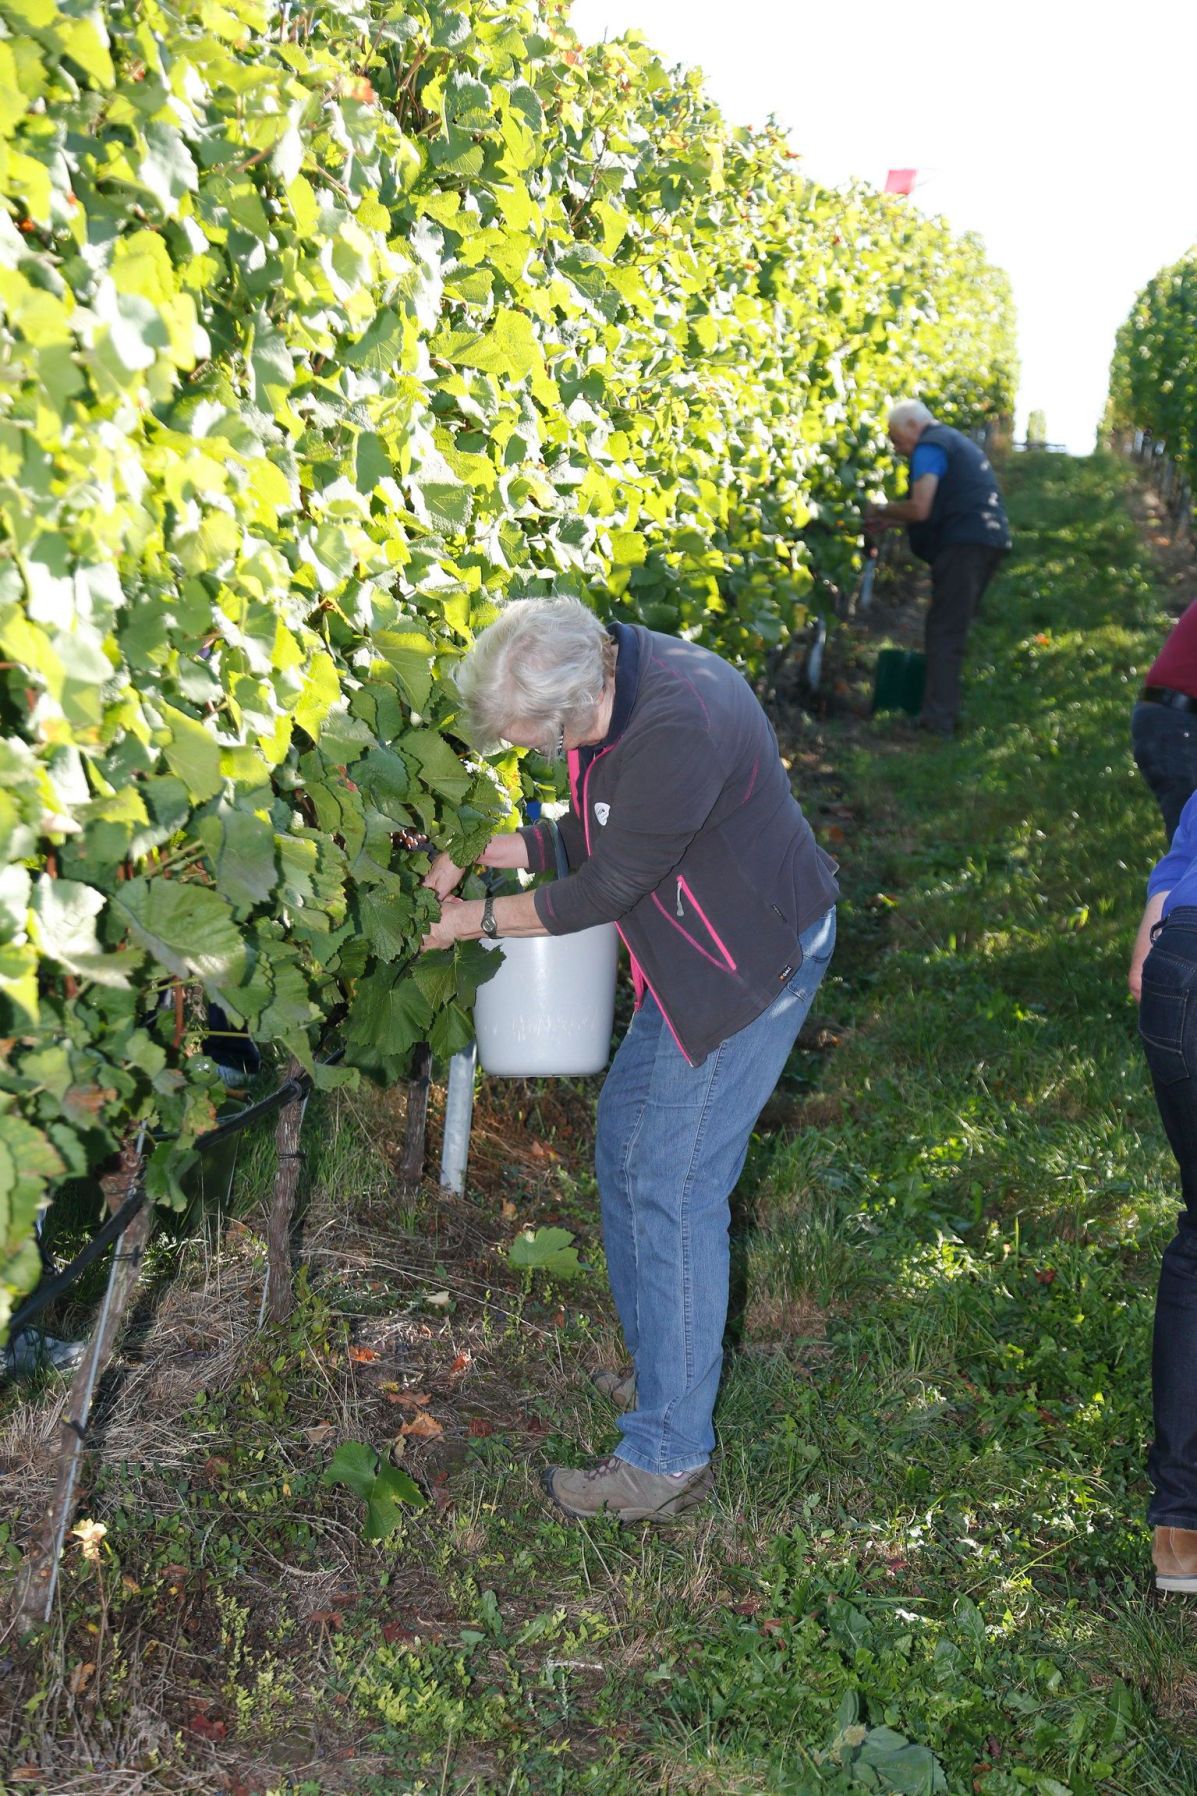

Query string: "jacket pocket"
[651, 876, 737, 973]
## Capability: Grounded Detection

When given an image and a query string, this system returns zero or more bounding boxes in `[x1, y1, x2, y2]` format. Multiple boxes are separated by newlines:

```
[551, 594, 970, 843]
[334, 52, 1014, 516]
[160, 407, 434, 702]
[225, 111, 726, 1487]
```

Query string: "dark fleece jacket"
[518, 622, 839, 1065]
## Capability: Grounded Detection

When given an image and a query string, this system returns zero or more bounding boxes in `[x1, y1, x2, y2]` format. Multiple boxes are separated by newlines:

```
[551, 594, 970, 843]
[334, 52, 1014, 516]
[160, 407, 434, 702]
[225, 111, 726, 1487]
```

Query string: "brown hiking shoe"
[591, 1366, 637, 1410]
[544, 1455, 713, 1523]
[1154, 1526, 1197, 1592]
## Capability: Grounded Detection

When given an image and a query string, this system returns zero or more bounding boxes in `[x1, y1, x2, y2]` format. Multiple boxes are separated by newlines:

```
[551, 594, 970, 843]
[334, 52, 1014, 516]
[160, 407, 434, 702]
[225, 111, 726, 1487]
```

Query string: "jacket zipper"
[580, 749, 695, 1067]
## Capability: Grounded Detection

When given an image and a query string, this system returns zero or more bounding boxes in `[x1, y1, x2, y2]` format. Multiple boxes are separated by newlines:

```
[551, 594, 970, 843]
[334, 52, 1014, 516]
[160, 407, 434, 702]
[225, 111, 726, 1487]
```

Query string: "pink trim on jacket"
[650, 892, 732, 973]
[676, 877, 737, 970]
[578, 742, 689, 1062]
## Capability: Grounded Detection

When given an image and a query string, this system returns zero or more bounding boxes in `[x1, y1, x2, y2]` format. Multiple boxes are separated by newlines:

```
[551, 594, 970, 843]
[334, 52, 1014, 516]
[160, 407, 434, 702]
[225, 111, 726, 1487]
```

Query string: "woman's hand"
[422, 834, 529, 899]
[423, 852, 467, 901]
[421, 895, 468, 954]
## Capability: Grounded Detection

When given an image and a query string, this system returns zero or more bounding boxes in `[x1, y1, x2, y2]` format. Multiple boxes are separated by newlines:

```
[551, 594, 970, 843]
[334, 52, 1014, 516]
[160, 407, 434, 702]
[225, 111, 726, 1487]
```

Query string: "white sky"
[569, 0, 1197, 453]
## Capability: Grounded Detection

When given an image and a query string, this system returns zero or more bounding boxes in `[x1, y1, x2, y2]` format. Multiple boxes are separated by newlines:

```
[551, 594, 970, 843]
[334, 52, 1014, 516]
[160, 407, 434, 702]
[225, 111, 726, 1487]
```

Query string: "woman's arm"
[422, 832, 529, 900]
[421, 888, 547, 952]
[1129, 890, 1168, 1002]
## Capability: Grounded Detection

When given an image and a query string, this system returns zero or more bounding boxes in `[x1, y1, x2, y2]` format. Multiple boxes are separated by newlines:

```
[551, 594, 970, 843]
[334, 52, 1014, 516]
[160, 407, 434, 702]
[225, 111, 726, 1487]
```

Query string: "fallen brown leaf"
[303, 1422, 337, 1447]
[187, 1712, 227, 1741]
[400, 1411, 444, 1440]
[468, 1417, 494, 1438]
[348, 1345, 379, 1364]
[68, 1661, 95, 1697]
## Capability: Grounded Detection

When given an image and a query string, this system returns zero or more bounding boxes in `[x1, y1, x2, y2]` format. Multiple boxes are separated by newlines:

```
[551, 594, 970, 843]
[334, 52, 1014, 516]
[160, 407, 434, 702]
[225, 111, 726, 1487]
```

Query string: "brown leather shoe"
[1153, 1526, 1197, 1591]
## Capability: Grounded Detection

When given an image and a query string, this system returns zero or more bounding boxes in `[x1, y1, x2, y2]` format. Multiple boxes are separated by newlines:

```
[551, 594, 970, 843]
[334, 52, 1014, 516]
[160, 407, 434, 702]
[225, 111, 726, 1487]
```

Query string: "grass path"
[6, 451, 1197, 1796]
[694, 449, 1196, 1796]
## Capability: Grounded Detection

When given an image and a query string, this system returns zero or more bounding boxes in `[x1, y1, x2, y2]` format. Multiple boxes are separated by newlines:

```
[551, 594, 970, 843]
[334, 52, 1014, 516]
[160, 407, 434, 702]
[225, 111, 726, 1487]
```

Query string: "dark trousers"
[1139, 908, 1197, 1527]
[921, 544, 1007, 734]
[1132, 700, 1197, 845]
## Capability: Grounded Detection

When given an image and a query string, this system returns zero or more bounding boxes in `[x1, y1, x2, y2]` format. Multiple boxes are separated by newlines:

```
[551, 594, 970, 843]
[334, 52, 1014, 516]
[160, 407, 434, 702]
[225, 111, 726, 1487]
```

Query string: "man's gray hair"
[454, 595, 613, 751]
[888, 399, 935, 431]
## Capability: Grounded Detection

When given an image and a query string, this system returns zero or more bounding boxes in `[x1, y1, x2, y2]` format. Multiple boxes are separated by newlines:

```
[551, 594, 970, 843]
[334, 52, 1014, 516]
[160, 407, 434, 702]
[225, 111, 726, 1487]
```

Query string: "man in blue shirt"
[865, 400, 1011, 736]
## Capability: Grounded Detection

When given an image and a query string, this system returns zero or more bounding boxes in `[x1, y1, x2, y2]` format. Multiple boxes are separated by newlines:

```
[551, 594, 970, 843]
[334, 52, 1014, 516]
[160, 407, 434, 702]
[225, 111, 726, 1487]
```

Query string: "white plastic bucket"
[473, 925, 619, 1076]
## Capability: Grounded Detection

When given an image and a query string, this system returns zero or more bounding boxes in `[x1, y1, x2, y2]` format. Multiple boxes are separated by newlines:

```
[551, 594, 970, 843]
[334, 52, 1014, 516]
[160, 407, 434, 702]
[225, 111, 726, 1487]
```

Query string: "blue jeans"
[595, 907, 836, 1474]
[1139, 906, 1197, 1527]
[1132, 701, 1197, 846]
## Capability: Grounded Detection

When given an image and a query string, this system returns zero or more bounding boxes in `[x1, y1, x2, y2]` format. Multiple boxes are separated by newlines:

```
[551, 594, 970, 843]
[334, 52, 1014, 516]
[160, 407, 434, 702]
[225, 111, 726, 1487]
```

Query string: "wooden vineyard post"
[397, 1042, 432, 1189]
[262, 1060, 308, 1327]
[14, 1134, 152, 1632]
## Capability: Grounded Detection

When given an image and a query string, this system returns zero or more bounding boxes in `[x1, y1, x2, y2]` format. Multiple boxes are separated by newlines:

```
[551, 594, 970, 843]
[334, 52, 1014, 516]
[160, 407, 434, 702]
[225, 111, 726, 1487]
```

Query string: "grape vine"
[1108, 249, 1197, 488]
[0, 0, 1016, 1332]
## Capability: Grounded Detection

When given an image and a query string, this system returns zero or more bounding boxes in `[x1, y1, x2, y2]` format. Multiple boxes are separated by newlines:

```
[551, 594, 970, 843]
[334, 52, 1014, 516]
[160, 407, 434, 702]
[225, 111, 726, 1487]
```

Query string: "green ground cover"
[6, 450, 1197, 1795]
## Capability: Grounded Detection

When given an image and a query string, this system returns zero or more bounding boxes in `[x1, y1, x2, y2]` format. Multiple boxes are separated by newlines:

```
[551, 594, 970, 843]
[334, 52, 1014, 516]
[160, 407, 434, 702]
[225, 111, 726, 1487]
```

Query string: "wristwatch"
[481, 891, 499, 939]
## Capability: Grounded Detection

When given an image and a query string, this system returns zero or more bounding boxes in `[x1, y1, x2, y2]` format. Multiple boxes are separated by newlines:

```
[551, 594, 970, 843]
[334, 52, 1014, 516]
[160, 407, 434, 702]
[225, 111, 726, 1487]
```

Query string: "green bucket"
[872, 648, 926, 716]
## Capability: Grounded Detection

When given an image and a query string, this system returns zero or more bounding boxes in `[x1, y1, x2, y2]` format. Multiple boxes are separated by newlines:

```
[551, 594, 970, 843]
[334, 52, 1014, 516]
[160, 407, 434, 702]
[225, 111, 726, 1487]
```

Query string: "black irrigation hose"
[6, 1045, 346, 1340]
[7, 1184, 148, 1338]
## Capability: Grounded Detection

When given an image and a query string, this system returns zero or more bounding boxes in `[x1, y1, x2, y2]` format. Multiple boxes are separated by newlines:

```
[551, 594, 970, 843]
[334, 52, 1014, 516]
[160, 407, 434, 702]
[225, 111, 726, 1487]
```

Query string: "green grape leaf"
[160, 703, 224, 803]
[109, 877, 245, 992]
[30, 875, 136, 988]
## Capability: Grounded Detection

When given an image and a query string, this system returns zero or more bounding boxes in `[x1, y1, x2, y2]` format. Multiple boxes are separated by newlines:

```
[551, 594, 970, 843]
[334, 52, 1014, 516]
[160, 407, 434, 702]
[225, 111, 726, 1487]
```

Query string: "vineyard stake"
[397, 1042, 433, 1188]
[14, 1131, 151, 1632]
[262, 1063, 308, 1326]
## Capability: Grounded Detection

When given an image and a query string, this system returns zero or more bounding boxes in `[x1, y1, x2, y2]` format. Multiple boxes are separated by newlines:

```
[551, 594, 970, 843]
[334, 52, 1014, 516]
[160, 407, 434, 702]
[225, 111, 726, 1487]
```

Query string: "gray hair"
[888, 399, 935, 431]
[454, 595, 613, 752]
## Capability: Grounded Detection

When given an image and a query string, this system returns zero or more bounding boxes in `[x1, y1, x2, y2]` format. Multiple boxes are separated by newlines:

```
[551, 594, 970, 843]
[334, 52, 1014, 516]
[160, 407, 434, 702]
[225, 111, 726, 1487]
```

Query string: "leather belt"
[1141, 685, 1197, 713]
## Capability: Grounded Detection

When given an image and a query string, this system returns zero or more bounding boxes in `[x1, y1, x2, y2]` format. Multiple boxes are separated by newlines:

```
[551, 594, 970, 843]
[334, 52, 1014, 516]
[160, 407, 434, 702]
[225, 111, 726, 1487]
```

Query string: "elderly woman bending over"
[422, 597, 839, 1523]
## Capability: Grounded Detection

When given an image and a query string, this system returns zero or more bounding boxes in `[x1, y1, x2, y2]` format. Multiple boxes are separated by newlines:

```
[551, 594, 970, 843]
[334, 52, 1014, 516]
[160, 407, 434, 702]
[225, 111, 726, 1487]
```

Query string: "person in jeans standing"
[420, 597, 839, 1523]
[1128, 791, 1197, 1590]
[1133, 601, 1197, 844]
[865, 400, 1011, 736]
